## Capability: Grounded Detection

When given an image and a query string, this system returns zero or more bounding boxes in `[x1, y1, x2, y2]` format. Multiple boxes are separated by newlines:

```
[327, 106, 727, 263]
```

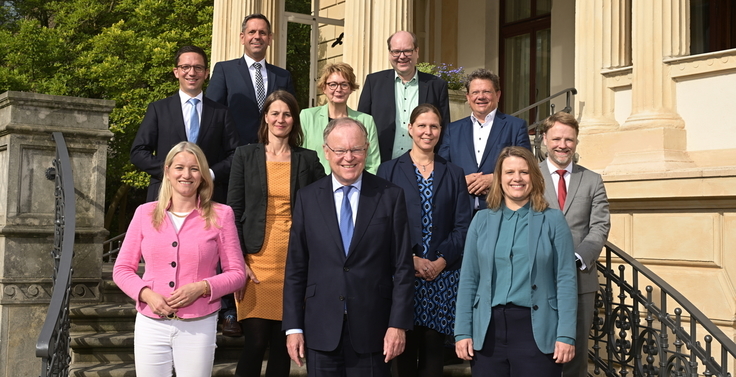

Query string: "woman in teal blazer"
[299, 62, 381, 173]
[454, 146, 577, 377]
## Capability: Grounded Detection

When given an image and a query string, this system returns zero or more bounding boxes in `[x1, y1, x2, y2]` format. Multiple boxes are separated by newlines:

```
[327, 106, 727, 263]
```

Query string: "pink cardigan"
[113, 202, 246, 319]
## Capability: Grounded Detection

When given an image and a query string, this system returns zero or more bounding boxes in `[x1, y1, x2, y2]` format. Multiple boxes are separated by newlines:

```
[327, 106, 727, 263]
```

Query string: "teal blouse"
[491, 202, 532, 308]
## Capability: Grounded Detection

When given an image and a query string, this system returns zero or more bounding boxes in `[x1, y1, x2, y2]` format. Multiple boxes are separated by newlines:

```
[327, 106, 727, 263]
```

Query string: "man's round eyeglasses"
[326, 82, 351, 91]
[325, 144, 367, 157]
[389, 49, 415, 58]
[177, 65, 207, 73]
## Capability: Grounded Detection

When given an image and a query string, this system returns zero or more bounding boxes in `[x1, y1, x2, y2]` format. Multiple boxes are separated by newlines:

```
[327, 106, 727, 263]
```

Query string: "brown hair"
[541, 111, 579, 136]
[409, 103, 442, 125]
[316, 63, 360, 93]
[153, 142, 217, 229]
[241, 13, 271, 34]
[486, 146, 548, 212]
[465, 68, 501, 93]
[257, 90, 304, 148]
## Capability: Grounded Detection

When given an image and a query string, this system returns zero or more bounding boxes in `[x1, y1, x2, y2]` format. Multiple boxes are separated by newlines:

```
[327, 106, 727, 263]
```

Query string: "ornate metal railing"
[591, 242, 736, 376]
[510, 87, 577, 160]
[36, 132, 76, 377]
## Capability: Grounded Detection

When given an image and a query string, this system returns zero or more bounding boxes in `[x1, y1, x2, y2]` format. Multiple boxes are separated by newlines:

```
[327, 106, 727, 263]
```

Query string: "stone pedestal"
[0, 91, 113, 377]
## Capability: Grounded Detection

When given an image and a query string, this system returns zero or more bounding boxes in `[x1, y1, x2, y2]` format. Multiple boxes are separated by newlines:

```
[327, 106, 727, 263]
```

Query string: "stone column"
[622, 0, 687, 130]
[345, 0, 412, 108]
[0, 91, 113, 377]
[575, 0, 626, 134]
[210, 0, 282, 67]
[605, 0, 694, 174]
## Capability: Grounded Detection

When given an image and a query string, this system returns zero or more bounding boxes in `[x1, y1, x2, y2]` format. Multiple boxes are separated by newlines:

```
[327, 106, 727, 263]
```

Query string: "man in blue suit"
[283, 118, 414, 377]
[206, 13, 296, 145]
[438, 68, 531, 211]
[131, 45, 238, 204]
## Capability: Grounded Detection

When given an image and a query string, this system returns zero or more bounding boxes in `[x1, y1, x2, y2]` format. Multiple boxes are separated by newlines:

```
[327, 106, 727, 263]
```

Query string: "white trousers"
[134, 312, 217, 377]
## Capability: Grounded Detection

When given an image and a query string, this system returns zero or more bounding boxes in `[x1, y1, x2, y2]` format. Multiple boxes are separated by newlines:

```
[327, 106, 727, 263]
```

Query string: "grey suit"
[541, 161, 610, 377]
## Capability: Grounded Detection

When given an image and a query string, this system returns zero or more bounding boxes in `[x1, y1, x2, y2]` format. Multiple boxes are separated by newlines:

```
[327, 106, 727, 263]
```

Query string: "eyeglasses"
[325, 144, 367, 157]
[389, 49, 415, 58]
[326, 82, 351, 91]
[177, 65, 207, 73]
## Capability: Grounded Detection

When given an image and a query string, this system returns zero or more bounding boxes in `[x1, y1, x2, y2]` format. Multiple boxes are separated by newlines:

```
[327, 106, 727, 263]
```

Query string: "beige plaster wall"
[550, 0, 576, 112]
[677, 71, 736, 152]
[456, 0, 498, 73]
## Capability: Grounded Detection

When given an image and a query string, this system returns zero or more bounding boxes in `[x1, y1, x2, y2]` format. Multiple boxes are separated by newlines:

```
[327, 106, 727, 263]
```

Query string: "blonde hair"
[316, 63, 360, 93]
[486, 146, 548, 212]
[152, 142, 217, 229]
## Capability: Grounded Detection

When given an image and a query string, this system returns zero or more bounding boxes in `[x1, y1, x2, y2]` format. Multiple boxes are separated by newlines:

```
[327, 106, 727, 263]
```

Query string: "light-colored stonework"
[212, 0, 736, 342]
[0, 91, 113, 377]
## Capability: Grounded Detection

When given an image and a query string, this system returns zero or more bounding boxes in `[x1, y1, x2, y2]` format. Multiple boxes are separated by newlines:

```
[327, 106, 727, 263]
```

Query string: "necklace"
[169, 211, 192, 218]
[412, 159, 434, 172]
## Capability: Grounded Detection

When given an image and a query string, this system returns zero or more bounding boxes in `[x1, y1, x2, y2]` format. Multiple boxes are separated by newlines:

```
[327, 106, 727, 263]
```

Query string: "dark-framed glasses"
[177, 65, 207, 73]
[325, 144, 367, 157]
[389, 49, 415, 58]
[326, 82, 351, 90]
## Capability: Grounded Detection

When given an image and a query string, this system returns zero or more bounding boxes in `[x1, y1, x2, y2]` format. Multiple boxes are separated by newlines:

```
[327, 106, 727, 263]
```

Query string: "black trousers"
[471, 305, 562, 377]
[234, 318, 291, 377]
[306, 316, 390, 377]
[394, 325, 445, 377]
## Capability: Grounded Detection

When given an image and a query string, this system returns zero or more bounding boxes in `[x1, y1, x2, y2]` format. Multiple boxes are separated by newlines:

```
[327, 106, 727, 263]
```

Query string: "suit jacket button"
[339, 296, 345, 301]
[169, 281, 175, 288]
[532, 305, 539, 310]
[172, 241, 178, 247]
[343, 267, 349, 272]
[532, 284, 537, 290]
[171, 261, 177, 268]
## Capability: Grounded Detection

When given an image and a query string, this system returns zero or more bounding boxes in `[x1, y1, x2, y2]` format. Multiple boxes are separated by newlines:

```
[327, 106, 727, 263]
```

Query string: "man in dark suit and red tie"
[438, 68, 531, 212]
[282, 118, 415, 377]
[206, 13, 296, 145]
[130, 45, 239, 204]
[358, 31, 450, 162]
[540, 112, 610, 377]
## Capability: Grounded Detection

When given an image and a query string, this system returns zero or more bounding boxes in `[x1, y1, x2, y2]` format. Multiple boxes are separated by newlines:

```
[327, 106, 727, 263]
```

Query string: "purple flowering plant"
[417, 62, 466, 90]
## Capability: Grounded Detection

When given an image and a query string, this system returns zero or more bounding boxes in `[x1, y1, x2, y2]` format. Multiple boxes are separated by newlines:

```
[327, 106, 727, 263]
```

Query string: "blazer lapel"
[433, 156, 447, 188]
[255, 145, 268, 201]
[479, 113, 506, 167]
[197, 98, 214, 142]
[167, 96, 187, 141]
[289, 148, 302, 208]
[564, 164, 584, 214]
[458, 118, 477, 168]
[418, 72, 429, 103]
[347, 175, 381, 259]
[237, 57, 257, 99]
[266, 63, 276, 93]
[540, 161, 559, 210]
[528, 209, 543, 275]
[317, 177, 346, 258]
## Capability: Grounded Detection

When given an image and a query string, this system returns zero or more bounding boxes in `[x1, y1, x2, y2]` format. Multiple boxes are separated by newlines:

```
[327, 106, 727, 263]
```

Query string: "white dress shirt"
[243, 54, 269, 95]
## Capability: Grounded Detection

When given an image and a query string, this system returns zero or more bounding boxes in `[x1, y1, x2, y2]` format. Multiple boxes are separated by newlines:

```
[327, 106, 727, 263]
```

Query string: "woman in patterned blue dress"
[377, 104, 473, 377]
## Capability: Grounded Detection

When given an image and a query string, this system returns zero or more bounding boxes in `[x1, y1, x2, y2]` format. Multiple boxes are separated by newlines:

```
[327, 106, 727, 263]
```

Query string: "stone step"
[70, 303, 137, 332]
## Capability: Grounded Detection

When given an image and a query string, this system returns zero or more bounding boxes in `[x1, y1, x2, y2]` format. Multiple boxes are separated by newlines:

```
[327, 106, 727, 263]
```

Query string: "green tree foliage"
[0, 0, 214, 232]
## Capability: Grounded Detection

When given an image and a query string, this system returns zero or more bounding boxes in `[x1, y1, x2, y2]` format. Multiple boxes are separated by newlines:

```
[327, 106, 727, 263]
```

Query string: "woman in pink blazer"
[114, 142, 246, 377]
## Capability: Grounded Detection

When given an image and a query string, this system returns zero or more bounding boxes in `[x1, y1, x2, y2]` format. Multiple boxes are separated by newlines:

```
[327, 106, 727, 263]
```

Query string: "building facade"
[211, 0, 736, 338]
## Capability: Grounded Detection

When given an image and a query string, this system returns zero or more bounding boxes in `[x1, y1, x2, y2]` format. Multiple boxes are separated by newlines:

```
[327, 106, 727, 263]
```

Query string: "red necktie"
[556, 170, 567, 210]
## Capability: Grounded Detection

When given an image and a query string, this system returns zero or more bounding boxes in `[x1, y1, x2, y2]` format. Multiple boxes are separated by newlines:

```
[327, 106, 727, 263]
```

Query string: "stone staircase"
[68, 265, 469, 376]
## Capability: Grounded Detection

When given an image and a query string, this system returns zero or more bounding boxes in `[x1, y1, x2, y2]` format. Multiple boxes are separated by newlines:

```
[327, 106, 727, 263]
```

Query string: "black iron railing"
[592, 242, 736, 376]
[510, 87, 577, 160]
[36, 132, 75, 377]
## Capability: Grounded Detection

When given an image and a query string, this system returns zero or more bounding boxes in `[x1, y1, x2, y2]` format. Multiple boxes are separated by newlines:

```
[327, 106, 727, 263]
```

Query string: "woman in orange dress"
[227, 90, 326, 377]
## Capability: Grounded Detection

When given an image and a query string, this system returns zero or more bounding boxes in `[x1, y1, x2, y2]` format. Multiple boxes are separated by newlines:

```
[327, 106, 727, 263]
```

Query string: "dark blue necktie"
[339, 186, 354, 255]
[188, 98, 200, 143]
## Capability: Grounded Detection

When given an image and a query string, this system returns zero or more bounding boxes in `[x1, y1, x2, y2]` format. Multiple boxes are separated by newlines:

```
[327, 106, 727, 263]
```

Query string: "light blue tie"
[188, 98, 200, 143]
[339, 186, 354, 255]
